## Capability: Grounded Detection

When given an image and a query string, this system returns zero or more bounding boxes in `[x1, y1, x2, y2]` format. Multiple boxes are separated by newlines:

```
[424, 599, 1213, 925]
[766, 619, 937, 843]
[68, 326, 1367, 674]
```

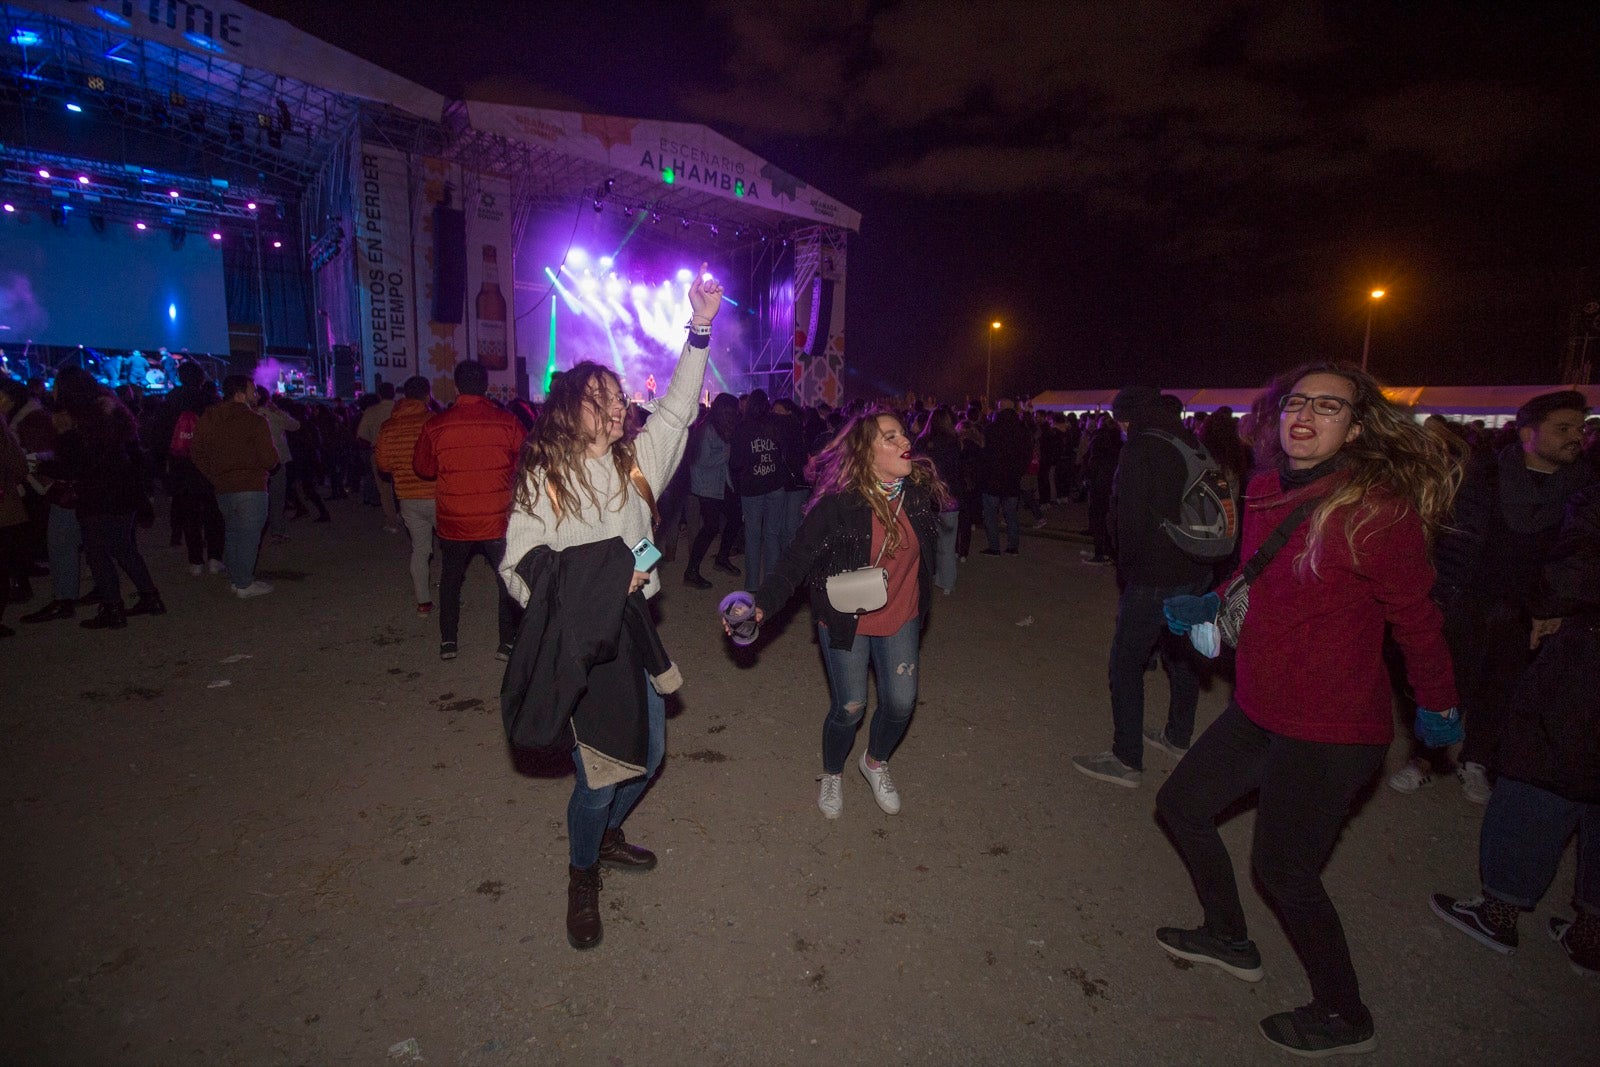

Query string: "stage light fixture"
[169, 189, 180, 199]
[102, 44, 133, 65]
[680, 218, 690, 229]
[77, 175, 90, 185]
[709, 225, 719, 237]
[3, 204, 15, 213]
[66, 102, 83, 113]
[650, 212, 661, 224]
[210, 231, 222, 241]
[246, 201, 257, 211]
[37, 169, 50, 179]
[622, 206, 634, 218]
[272, 240, 282, 249]
[10, 29, 42, 47]
[135, 221, 148, 230]
[599, 256, 614, 270]
[94, 6, 132, 28]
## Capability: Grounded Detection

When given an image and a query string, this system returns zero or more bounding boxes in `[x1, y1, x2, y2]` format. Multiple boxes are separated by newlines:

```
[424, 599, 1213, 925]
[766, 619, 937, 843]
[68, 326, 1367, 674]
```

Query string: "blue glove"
[1164, 592, 1220, 635]
[1414, 706, 1463, 748]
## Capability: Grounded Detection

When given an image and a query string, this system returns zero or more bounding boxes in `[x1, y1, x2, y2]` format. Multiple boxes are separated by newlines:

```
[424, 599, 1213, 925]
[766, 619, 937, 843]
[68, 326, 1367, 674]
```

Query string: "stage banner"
[793, 247, 847, 407]
[465, 170, 517, 403]
[463, 102, 862, 232]
[25, 0, 443, 121]
[409, 160, 518, 404]
[356, 144, 416, 390]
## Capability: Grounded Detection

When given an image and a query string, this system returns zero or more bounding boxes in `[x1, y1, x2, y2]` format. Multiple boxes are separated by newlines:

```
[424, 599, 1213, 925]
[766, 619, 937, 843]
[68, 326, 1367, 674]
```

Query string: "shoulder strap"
[1239, 496, 1322, 583]
[871, 497, 906, 568]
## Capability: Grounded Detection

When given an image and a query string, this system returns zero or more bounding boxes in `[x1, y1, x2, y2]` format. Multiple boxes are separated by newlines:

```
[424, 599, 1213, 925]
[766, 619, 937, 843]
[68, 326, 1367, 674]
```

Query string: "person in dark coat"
[979, 400, 1030, 554]
[1395, 390, 1595, 802]
[1081, 413, 1122, 564]
[1073, 386, 1215, 786]
[743, 410, 948, 821]
[1430, 481, 1600, 978]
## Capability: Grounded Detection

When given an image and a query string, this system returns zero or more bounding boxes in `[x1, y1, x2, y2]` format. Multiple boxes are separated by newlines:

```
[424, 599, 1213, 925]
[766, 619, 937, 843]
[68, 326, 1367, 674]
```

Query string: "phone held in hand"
[631, 536, 663, 572]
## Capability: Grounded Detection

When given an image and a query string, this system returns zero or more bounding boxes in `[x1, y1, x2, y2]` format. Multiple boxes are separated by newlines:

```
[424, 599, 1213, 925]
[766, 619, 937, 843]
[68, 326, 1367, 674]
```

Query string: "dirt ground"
[2, 496, 1594, 1066]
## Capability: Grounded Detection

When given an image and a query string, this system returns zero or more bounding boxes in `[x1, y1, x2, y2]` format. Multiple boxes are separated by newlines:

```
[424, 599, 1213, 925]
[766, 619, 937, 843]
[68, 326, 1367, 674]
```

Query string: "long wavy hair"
[512, 361, 639, 526]
[1256, 361, 1463, 576]
[806, 409, 949, 557]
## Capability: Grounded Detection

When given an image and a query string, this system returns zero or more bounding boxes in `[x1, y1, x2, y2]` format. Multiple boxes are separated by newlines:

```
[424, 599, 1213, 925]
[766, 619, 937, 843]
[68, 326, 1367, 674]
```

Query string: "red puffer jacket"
[412, 395, 524, 541]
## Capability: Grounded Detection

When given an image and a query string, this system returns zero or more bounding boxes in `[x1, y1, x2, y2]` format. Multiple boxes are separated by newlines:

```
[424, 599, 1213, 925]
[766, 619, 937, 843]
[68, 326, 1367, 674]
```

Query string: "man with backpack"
[1074, 387, 1237, 788]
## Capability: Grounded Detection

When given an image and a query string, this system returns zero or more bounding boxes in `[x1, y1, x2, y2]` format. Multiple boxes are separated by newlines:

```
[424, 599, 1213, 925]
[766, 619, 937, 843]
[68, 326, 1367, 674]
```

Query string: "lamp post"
[986, 320, 1002, 400]
[1361, 289, 1385, 372]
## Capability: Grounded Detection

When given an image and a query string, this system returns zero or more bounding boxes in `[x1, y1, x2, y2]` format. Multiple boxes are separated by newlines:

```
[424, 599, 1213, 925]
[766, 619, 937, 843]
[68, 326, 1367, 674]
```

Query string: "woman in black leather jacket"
[747, 410, 947, 820]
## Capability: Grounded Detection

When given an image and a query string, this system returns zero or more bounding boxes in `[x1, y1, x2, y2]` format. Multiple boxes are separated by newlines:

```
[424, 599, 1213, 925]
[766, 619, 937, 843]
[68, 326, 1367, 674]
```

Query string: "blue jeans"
[740, 489, 787, 590]
[1480, 776, 1599, 914]
[47, 504, 82, 601]
[1108, 581, 1209, 770]
[934, 509, 958, 592]
[818, 616, 920, 773]
[982, 493, 1019, 552]
[783, 489, 808, 552]
[216, 491, 268, 590]
[568, 673, 666, 868]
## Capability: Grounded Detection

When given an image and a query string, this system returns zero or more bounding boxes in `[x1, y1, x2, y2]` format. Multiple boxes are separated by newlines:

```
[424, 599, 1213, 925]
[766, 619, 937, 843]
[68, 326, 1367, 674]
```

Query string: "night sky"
[253, 0, 1600, 398]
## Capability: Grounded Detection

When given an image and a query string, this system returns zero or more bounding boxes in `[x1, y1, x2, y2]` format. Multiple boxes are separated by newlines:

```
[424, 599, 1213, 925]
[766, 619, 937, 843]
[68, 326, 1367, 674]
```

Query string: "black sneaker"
[1260, 1003, 1376, 1058]
[1430, 894, 1517, 953]
[711, 559, 740, 577]
[439, 641, 458, 661]
[494, 642, 513, 662]
[1548, 916, 1600, 978]
[1155, 926, 1263, 982]
[682, 571, 713, 589]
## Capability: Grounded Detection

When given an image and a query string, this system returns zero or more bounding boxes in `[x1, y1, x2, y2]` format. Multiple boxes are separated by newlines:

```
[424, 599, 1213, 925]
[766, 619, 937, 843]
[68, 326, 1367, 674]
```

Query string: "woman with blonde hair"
[499, 266, 722, 951]
[1156, 361, 1462, 1057]
[741, 409, 948, 819]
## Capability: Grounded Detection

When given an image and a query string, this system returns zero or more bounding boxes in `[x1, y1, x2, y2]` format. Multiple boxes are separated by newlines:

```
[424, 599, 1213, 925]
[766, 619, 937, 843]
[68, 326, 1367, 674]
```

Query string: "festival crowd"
[4, 306, 1599, 1056]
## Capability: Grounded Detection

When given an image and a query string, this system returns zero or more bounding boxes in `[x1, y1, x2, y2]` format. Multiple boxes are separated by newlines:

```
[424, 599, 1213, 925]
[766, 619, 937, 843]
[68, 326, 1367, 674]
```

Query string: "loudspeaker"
[332, 344, 357, 398]
[809, 278, 835, 358]
[432, 200, 467, 324]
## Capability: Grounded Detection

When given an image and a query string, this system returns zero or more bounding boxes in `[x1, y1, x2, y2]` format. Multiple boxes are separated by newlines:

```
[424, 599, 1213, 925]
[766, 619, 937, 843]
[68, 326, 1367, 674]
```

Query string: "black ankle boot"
[80, 604, 127, 630]
[125, 594, 167, 617]
[682, 570, 712, 589]
[21, 599, 74, 624]
[566, 865, 603, 950]
[598, 827, 657, 871]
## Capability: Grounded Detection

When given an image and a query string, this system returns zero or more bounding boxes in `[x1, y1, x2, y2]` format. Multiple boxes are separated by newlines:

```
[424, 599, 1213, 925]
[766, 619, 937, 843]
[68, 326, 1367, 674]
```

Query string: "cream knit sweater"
[499, 338, 707, 606]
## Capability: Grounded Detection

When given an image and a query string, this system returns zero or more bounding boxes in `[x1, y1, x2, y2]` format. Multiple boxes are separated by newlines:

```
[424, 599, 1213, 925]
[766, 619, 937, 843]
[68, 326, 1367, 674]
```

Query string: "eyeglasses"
[1279, 393, 1352, 417]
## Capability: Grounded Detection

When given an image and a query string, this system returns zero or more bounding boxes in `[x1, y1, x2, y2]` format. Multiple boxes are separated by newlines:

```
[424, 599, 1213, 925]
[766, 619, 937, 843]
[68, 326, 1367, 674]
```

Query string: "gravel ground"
[2, 497, 1593, 1065]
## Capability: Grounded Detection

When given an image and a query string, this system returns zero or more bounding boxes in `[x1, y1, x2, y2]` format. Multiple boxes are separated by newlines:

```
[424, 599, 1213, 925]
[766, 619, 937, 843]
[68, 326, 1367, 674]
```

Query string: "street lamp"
[986, 320, 1002, 399]
[1361, 289, 1385, 372]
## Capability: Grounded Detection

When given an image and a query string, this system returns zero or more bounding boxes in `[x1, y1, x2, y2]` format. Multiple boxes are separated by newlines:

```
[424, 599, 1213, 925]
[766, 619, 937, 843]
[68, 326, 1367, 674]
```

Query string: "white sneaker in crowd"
[858, 753, 902, 814]
[233, 581, 274, 599]
[816, 773, 843, 819]
[188, 563, 204, 576]
[207, 559, 226, 574]
[1458, 762, 1493, 804]
[1388, 759, 1432, 794]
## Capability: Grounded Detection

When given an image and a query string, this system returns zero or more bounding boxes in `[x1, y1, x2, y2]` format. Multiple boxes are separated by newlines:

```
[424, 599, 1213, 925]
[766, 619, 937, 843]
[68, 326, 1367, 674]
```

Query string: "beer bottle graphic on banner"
[475, 244, 508, 370]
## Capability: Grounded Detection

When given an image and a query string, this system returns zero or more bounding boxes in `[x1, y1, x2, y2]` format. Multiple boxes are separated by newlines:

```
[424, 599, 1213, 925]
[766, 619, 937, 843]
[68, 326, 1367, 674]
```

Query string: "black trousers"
[437, 537, 516, 646]
[1442, 591, 1533, 770]
[1156, 702, 1384, 1018]
[685, 491, 739, 574]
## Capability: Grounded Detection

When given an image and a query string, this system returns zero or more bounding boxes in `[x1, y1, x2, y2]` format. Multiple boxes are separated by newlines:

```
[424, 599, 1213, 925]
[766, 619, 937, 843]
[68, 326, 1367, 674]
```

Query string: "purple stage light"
[2, 204, 13, 213]
[599, 255, 614, 270]
[135, 221, 147, 230]
[210, 231, 222, 240]
[37, 168, 50, 179]
[271, 239, 282, 248]
[675, 268, 693, 283]
[567, 248, 589, 266]
[246, 201, 257, 211]
[77, 175, 90, 185]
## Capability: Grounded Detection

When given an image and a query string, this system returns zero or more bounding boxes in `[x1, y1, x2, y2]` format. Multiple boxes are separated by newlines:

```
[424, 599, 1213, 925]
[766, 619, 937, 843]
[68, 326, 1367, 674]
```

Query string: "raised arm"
[634, 263, 723, 491]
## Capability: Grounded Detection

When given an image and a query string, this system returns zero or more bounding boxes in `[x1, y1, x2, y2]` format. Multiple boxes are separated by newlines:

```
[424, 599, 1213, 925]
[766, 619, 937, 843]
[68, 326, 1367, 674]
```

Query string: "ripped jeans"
[818, 616, 921, 774]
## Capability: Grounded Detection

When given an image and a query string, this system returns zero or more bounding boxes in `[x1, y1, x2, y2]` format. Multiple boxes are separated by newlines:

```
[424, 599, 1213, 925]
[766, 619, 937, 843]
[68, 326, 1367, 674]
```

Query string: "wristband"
[687, 321, 712, 336]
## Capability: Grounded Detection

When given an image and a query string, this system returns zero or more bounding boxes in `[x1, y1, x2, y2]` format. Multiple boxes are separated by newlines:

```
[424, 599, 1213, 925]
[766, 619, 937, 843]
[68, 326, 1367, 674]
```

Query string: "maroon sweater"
[1226, 469, 1458, 745]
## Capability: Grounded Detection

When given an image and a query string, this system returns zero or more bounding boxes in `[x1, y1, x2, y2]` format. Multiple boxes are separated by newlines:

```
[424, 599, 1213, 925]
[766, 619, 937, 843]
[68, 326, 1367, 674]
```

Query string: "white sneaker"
[188, 563, 204, 576]
[1458, 762, 1493, 804]
[1388, 759, 1432, 794]
[207, 559, 226, 574]
[233, 581, 274, 599]
[858, 753, 902, 814]
[816, 773, 843, 819]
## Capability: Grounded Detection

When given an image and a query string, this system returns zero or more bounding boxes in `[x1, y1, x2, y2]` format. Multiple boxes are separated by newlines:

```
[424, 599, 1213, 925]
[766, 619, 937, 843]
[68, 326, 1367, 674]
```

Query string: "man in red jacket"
[412, 361, 525, 660]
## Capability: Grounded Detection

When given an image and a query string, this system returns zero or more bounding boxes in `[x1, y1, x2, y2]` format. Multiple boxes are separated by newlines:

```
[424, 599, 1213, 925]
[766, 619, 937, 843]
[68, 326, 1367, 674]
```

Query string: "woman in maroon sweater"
[1155, 362, 1462, 1058]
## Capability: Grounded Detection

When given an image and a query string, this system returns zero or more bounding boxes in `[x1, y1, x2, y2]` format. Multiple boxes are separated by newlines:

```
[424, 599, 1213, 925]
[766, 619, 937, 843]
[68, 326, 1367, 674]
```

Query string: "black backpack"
[1143, 429, 1239, 561]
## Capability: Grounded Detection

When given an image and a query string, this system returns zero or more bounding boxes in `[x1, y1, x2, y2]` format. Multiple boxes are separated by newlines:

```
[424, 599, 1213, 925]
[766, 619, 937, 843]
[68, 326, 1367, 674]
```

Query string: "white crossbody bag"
[824, 497, 904, 616]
